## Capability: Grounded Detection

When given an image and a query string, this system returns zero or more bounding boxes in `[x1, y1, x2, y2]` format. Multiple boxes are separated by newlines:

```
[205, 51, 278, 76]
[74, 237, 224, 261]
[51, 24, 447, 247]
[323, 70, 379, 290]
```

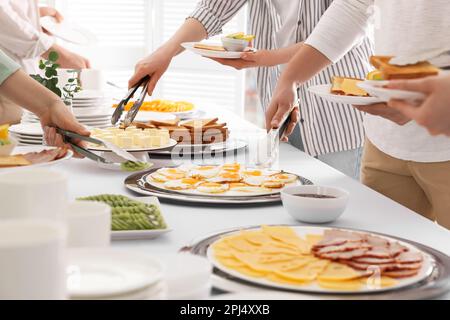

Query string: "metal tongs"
[111, 75, 151, 128]
[56, 128, 139, 164]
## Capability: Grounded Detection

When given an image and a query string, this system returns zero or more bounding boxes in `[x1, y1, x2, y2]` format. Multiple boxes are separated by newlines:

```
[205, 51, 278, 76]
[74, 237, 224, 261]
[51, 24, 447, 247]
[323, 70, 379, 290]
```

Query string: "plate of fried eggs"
[143, 163, 303, 197]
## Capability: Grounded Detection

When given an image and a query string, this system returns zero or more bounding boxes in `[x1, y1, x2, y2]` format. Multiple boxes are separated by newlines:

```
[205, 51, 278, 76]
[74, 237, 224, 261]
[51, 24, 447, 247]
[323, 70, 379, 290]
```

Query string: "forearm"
[268, 43, 304, 66]
[161, 18, 208, 57]
[277, 44, 332, 86]
[0, 70, 61, 117]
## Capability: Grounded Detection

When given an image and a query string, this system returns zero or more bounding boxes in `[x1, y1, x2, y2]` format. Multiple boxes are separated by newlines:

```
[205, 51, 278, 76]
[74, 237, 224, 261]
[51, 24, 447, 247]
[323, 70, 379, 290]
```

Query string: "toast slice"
[0, 155, 31, 168]
[194, 44, 226, 52]
[370, 56, 440, 80]
[331, 76, 368, 97]
[180, 118, 219, 129]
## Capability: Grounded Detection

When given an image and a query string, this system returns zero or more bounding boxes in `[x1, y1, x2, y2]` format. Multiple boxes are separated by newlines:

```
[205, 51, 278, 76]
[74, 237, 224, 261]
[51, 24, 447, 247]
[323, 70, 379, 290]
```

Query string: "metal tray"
[182, 225, 450, 300]
[124, 169, 313, 205]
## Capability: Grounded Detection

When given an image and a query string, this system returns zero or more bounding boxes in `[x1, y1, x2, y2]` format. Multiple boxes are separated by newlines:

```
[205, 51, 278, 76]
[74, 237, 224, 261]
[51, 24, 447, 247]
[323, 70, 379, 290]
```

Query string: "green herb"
[0, 140, 10, 146]
[77, 194, 167, 231]
[120, 161, 152, 172]
[31, 51, 81, 105]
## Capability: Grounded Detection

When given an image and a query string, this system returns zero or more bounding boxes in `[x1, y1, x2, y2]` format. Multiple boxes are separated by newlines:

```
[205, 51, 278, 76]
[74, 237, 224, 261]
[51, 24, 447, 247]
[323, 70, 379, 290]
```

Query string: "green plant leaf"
[55, 88, 62, 97]
[39, 62, 46, 70]
[45, 69, 54, 78]
[48, 51, 59, 62]
[68, 78, 75, 83]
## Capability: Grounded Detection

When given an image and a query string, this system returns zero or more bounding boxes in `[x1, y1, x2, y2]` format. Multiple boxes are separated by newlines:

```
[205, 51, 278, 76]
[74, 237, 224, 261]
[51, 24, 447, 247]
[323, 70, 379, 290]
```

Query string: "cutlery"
[111, 75, 150, 127]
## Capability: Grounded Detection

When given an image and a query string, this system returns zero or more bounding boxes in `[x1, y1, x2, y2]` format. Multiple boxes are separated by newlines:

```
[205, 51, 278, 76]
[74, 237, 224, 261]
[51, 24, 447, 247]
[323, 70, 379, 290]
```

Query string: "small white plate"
[309, 84, 384, 106]
[182, 42, 244, 59]
[0, 146, 73, 172]
[9, 123, 43, 136]
[109, 197, 171, 240]
[67, 248, 163, 299]
[41, 17, 97, 46]
[357, 81, 427, 103]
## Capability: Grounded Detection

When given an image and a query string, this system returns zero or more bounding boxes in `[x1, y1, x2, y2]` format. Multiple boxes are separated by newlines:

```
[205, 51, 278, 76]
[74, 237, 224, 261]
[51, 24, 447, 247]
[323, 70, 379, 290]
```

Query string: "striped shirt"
[189, 0, 374, 156]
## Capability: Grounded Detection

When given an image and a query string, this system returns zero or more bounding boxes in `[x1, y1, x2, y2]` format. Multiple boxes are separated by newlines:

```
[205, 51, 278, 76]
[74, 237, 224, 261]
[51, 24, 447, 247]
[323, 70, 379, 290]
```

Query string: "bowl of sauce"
[281, 186, 349, 224]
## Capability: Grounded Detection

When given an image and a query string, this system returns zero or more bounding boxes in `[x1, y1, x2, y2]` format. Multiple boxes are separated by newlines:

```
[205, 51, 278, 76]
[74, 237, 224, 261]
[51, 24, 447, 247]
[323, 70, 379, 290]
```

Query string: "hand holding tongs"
[56, 128, 140, 163]
[111, 75, 151, 128]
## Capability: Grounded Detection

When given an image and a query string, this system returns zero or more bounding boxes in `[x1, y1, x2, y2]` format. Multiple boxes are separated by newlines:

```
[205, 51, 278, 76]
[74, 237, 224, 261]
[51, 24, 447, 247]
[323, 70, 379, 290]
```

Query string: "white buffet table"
[52, 110, 450, 299]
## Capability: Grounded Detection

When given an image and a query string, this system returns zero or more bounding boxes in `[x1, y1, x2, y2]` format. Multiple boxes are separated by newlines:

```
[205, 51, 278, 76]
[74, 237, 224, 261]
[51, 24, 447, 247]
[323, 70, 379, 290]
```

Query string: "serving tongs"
[111, 75, 151, 128]
[56, 128, 140, 165]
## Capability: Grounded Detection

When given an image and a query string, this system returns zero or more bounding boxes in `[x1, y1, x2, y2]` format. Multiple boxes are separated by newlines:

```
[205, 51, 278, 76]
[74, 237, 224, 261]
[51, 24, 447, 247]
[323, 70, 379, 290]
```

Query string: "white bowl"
[281, 186, 349, 224]
[0, 136, 17, 156]
[221, 37, 249, 52]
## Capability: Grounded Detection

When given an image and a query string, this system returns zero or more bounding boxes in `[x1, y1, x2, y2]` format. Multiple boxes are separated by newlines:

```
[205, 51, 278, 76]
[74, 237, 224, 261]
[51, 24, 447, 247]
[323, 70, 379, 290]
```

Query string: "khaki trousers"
[0, 95, 22, 125]
[361, 138, 450, 230]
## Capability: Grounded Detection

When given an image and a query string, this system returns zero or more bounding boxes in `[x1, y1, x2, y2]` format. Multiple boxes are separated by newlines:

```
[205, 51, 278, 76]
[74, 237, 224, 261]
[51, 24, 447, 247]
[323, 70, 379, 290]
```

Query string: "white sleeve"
[305, 0, 373, 63]
[0, 2, 54, 60]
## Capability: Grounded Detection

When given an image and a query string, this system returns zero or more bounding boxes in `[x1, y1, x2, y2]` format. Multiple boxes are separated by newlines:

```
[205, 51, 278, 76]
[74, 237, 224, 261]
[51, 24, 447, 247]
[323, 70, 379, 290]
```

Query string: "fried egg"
[196, 182, 229, 194]
[156, 167, 186, 180]
[208, 171, 242, 183]
[188, 166, 221, 179]
[270, 173, 298, 184]
[163, 180, 193, 190]
[242, 169, 263, 177]
[222, 163, 241, 172]
[243, 175, 267, 186]
[149, 172, 170, 183]
[231, 185, 271, 193]
[261, 180, 285, 189]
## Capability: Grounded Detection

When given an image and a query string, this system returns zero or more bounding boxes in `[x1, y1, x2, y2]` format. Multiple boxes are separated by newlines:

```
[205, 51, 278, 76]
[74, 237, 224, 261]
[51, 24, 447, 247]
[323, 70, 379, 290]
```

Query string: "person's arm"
[387, 75, 450, 136]
[266, 0, 373, 134]
[0, 54, 89, 155]
[129, 0, 247, 94]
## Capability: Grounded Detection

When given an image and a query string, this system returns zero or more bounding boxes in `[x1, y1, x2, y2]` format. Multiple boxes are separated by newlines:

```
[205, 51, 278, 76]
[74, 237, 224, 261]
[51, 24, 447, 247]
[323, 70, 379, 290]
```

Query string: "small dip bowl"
[281, 185, 349, 224]
[221, 37, 250, 52]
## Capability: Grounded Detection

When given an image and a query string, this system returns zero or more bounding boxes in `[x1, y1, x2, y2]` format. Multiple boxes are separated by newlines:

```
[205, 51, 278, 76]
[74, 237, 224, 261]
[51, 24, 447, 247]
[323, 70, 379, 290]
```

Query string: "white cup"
[66, 201, 111, 248]
[0, 219, 67, 300]
[0, 169, 68, 220]
[79, 69, 104, 91]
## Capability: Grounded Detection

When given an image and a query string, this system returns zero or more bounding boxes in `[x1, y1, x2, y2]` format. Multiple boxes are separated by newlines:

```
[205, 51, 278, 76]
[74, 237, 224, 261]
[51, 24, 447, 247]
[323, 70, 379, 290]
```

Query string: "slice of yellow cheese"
[317, 262, 363, 282]
[317, 279, 364, 291]
[274, 260, 330, 282]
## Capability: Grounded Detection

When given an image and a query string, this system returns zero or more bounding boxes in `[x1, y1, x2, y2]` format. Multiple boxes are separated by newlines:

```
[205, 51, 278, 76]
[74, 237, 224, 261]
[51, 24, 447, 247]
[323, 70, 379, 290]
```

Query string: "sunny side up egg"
[188, 166, 221, 179]
[196, 182, 229, 194]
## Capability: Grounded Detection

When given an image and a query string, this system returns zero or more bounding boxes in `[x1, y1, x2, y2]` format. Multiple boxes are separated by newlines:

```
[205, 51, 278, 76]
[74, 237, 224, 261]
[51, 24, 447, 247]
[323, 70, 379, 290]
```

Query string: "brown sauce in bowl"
[293, 194, 337, 199]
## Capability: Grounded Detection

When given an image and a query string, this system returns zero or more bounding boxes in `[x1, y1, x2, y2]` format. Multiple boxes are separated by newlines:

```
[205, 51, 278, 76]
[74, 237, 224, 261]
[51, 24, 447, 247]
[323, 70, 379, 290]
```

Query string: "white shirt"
[0, 0, 54, 74]
[271, 0, 300, 50]
[305, 0, 450, 162]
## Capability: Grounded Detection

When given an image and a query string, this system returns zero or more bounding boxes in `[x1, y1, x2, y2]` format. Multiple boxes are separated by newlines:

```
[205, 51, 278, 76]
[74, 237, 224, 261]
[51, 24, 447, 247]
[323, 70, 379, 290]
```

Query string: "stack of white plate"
[67, 249, 166, 300]
[22, 90, 113, 129]
[9, 123, 44, 146]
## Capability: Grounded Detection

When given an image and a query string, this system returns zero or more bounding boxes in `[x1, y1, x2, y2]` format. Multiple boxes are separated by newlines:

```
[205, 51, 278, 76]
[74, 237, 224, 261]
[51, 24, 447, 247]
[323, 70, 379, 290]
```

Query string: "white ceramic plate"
[41, 17, 97, 46]
[358, 81, 427, 102]
[88, 138, 178, 153]
[309, 84, 384, 106]
[111, 196, 171, 240]
[9, 123, 43, 136]
[207, 226, 435, 294]
[73, 107, 113, 117]
[181, 42, 244, 59]
[133, 111, 177, 122]
[0, 146, 73, 172]
[67, 248, 163, 298]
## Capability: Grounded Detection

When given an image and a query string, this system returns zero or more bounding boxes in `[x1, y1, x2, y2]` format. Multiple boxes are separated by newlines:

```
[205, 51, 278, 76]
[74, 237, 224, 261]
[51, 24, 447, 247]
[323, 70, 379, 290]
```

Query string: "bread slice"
[331, 76, 368, 97]
[194, 44, 226, 52]
[370, 56, 440, 80]
[180, 118, 218, 129]
[149, 119, 180, 127]
[0, 155, 31, 168]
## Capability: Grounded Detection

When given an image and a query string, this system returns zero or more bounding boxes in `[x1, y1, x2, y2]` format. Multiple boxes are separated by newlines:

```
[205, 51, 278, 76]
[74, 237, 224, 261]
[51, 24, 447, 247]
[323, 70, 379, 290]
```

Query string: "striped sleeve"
[305, 0, 372, 63]
[188, 0, 248, 37]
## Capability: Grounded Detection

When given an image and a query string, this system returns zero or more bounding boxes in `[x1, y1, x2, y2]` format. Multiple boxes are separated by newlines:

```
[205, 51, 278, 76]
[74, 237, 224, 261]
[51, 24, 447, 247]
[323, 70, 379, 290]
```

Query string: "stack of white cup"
[0, 169, 111, 300]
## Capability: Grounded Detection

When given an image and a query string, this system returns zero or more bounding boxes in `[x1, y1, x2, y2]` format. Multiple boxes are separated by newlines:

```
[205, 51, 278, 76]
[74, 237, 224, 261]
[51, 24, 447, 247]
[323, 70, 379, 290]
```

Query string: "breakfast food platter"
[185, 225, 450, 299]
[125, 165, 313, 204]
[0, 146, 73, 171]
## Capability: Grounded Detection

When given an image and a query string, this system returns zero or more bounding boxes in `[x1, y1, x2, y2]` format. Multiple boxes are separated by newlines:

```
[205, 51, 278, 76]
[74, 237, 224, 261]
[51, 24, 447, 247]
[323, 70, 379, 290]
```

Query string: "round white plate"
[67, 248, 163, 298]
[9, 123, 43, 136]
[0, 146, 73, 172]
[134, 111, 177, 122]
[357, 81, 427, 103]
[207, 226, 435, 294]
[88, 138, 178, 153]
[73, 107, 113, 117]
[41, 17, 97, 46]
[74, 90, 104, 99]
[181, 42, 244, 59]
[309, 84, 384, 106]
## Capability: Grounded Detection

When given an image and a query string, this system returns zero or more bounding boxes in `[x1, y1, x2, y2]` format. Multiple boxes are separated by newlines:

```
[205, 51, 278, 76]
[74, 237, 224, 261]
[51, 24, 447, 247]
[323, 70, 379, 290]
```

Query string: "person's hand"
[387, 76, 450, 136]
[39, 101, 90, 158]
[129, 48, 172, 95]
[208, 50, 272, 70]
[265, 82, 300, 141]
[354, 103, 411, 125]
[39, 6, 64, 22]
[46, 44, 90, 69]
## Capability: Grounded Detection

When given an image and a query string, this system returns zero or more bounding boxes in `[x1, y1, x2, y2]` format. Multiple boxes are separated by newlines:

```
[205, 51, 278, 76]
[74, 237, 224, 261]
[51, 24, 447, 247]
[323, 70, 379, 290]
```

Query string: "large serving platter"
[206, 226, 434, 294]
[0, 146, 73, 172]
[184, 225, 450, 299]
[124, 168, 313, 205]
